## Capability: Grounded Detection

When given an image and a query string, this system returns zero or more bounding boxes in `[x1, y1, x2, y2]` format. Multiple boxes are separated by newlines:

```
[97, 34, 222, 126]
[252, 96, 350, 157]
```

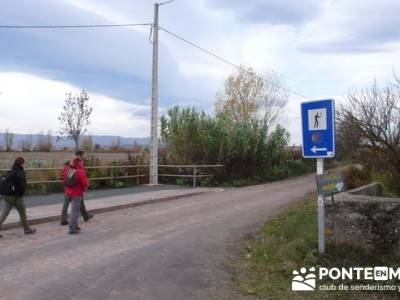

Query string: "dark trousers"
[61, 196, 90, 223]
[69, 197, 82, 233]
[0, 196, 30, 231]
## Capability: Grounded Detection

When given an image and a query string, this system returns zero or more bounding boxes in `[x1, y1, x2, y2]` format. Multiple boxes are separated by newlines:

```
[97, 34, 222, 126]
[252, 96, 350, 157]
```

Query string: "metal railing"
[159, 164, 224, 187]
[0, 164, 223, 187]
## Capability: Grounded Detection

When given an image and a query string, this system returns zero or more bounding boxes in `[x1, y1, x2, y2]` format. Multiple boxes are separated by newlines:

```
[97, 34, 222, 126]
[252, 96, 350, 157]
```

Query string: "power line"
[159, 26, 310, 100]
[0, 23, 152, 29]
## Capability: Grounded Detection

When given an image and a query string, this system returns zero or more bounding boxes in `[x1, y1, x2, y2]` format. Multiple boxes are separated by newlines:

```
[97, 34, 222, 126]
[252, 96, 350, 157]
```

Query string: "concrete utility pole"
[150, 3, 159, 185]
[149, 0, 174, 185]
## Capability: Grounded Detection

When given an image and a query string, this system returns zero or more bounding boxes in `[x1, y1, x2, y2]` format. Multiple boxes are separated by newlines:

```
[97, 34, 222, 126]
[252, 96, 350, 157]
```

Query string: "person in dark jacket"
[0, 157, 36, 238]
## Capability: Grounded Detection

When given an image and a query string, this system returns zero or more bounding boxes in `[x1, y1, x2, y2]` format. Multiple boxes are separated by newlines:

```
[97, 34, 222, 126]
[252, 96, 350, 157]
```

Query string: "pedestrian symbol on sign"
[314, 112, 321, 127]
[308, 108, 327, 130]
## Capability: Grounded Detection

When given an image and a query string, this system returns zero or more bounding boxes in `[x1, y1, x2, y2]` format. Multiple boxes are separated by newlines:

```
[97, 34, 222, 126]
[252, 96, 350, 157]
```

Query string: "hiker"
[0, 157, 36, 238]
[60, 151, 93, 225]
[74, 150, 94, 222]
[63, 157, 89, 234]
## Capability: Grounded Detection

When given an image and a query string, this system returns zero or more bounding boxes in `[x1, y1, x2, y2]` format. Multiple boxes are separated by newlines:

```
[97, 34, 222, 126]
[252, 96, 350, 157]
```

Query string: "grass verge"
[228, 194, 400, 299]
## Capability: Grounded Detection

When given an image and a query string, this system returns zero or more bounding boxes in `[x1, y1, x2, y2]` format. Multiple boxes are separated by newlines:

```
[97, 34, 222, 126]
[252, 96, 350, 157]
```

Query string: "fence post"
[111, 168, 114, 187]
[136, 166, 140, 185]
[193, 164, 197, 187]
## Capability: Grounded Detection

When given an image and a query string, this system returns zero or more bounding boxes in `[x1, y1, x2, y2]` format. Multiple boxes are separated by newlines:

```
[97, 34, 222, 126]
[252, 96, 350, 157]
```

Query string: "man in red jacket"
[74, 150, 94, 222]
[64, 157, 89, 234]
[60, 151, 93, 225]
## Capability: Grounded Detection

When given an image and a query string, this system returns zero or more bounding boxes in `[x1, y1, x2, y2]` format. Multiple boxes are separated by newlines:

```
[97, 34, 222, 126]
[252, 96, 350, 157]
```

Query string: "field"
[0, 151, 134, 168]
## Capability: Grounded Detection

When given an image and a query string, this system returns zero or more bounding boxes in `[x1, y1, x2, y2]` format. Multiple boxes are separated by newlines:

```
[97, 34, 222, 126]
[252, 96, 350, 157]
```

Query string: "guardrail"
[0, 164, 223, 187]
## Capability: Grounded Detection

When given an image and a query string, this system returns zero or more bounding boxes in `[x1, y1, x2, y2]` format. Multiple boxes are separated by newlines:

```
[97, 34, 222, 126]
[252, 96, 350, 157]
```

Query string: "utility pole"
[149, 1, 174, 185]
[150, 2, 159, 185]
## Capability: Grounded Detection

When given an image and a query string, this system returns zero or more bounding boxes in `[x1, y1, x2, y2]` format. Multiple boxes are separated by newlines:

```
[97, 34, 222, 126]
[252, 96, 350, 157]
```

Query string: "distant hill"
[0, 133, 149, 150]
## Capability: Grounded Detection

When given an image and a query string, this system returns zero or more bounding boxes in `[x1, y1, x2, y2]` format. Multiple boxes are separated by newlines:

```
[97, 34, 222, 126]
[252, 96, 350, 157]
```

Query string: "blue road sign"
[301, 99, 335, 158]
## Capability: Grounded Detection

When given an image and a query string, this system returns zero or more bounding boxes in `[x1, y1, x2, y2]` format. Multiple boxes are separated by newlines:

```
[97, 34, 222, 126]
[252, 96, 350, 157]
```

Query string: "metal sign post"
[301, 99, 335, 254]
[316, 158, 325, 253]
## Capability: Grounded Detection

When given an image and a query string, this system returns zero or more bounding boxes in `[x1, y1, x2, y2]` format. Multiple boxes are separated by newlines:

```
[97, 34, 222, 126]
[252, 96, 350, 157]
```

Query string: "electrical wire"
[0, 21, 310, 99]
[0, 23, 152, 29]
[160, 26, 310, 100]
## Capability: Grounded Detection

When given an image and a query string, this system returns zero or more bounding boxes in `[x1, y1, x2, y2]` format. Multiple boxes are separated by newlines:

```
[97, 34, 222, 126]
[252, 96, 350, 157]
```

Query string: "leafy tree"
[58, 90, 93, 151]
[215, 67, 288, 128]
[161, 106, 290, 180]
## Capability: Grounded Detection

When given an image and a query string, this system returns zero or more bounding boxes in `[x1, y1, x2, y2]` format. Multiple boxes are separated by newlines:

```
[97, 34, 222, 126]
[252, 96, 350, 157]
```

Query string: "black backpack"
[65, 168, 78, 187]
[0, 171, 15, 196]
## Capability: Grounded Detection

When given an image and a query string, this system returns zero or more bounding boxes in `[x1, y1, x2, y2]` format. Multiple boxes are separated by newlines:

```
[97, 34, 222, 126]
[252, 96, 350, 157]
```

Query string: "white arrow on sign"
[311, 146, 327, 153]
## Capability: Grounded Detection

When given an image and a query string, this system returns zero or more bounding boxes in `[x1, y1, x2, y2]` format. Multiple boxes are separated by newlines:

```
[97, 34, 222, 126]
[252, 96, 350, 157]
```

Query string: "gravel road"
[0, 174, 315, 300]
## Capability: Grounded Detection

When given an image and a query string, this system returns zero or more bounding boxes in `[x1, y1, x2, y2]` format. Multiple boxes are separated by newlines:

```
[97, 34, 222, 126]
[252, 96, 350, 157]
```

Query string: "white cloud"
[0, 72, 150, 137]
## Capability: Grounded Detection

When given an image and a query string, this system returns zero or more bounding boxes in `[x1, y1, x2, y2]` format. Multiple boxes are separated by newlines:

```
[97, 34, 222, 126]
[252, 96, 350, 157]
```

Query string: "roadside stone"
[326, 182, 400, 254]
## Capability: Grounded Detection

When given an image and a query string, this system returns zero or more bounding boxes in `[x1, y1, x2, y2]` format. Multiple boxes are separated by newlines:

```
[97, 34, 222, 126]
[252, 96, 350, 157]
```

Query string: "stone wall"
[325, 183, 400, 254]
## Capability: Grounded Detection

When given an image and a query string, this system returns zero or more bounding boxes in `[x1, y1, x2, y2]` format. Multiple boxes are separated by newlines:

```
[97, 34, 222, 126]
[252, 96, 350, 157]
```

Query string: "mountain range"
[0, 133, 149, 150]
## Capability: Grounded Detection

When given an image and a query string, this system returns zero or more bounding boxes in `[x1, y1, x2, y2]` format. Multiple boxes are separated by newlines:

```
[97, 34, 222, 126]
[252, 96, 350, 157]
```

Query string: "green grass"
[228, 195, 399, 299]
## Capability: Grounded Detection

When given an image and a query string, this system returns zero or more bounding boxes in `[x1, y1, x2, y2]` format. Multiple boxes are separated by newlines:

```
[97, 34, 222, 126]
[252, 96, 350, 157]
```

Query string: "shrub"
[342, 165, 371, 190]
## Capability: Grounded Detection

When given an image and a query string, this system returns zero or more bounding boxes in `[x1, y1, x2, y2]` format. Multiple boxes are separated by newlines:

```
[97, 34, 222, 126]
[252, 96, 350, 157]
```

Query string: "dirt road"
[0, 175, 315, 300]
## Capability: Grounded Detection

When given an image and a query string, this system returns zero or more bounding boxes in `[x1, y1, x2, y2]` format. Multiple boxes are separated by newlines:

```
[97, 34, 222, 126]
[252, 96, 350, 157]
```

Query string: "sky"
[0, 0, 399, 144]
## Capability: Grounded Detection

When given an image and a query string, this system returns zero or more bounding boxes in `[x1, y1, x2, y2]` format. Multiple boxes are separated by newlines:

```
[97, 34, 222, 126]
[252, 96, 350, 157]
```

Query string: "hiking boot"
[24, 228, 36, 235]
[69, 230, 80, 235]
[60, 221, 69, 226]
[84, 214, 94, 222]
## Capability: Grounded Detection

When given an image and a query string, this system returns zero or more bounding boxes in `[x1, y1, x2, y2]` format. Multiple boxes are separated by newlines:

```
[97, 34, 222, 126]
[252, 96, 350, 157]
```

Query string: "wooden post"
[193, 164, 197, 187]
[111, 168, 114, 187]
[136, 166, 140, 185]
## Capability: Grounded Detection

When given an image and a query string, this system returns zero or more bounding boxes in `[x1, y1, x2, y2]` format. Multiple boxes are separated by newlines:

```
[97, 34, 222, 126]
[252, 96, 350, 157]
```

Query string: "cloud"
[299, 0, 400, 54]
[206, 0, 322, 25]
[0, 72, 150, 137]
[0, 0, 209, 109]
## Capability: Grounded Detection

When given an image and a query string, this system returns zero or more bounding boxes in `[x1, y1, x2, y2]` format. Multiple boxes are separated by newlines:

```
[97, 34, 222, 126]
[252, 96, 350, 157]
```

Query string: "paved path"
[0, 175, 315, 300]
[23, 185, 187, 208]
[2, 186, 213, 227]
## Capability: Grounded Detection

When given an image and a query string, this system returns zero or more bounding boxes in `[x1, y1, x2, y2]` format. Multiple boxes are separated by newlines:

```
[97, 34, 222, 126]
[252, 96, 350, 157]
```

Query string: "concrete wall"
[325, 183, 400, 254]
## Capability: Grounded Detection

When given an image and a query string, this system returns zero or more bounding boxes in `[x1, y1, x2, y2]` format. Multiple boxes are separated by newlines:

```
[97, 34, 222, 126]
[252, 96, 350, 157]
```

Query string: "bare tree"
[215, 67, 288, 127]
[337, 76, 400, 190]
[111, 137, 122, 151]
[4, 129, 14, 151]
[21, 134, 33, 151]
[81, 135, 94, 152]
[58, 90, 93, 151]
[37, 130, 52, 152]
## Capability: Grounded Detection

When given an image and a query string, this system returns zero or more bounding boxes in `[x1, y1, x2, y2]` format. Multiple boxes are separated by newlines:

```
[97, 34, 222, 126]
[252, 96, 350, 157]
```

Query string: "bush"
[342, 165, 371, 190]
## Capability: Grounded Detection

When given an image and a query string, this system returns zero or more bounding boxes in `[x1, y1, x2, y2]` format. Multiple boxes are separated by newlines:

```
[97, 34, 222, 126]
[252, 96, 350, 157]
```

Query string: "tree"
[111, 137, 121, 151]
[337, 76, 400, 192]
[161, 106, 290, 179]
[37, 130, 53, 152]
[21, 134, 33, 151]
[81, 135, 94, 152]
[4, 129, 14, 151]
[58, 90, 93, 151]
[215, 67, 288, 128]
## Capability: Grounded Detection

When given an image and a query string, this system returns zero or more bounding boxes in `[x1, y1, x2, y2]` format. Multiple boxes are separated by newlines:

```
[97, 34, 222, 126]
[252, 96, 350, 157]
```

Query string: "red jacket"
[61, 161, 89, 197]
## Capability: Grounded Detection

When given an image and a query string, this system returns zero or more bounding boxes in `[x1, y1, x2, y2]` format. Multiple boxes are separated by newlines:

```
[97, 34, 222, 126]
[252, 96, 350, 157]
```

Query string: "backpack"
[66, 168, 79, 187]
[0, 171, 15, 196]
